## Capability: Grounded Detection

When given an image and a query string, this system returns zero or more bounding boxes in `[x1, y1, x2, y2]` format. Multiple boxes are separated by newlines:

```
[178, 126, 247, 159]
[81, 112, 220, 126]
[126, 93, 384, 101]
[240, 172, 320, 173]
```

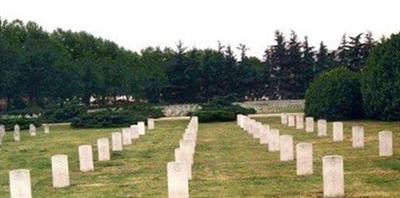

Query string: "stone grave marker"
[279, 135, 294, 161]
[51, 154, 70, 188]
[379, 131, 393, 156]
[322, 155, 344, 197]
[111, 132, 123, 151]
[352, 125, 364, 148]
[333, 122, 343, 142]
[317, 119, 327, 137]
[296, 143, 313, 175]
[78, 145, 94, 172]
[9, 169, 32, 198]
[97, 138, 110, 161]
[167, 162, 189, 198]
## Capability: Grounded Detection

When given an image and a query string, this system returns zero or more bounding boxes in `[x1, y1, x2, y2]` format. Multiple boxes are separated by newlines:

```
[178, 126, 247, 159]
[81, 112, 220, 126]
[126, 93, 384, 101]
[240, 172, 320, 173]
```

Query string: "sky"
[1, 0, 399, 58]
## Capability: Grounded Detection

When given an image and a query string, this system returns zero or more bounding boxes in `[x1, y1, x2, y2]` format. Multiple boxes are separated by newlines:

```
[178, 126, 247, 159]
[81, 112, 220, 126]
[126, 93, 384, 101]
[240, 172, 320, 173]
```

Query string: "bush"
[361, 33, 400, 121]
[0, 117, 42, 131]
[193, 98, 256, 123]
[43, 100, 88, 123]
[71, 103, 163, 128]
[304, 67, 363, 120]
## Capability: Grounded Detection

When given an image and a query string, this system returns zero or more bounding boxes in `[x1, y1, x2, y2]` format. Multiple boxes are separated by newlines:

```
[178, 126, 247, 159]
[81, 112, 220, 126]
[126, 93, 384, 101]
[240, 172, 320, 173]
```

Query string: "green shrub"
[361, 33, 400, 121]
[43, 100, 88, 123]
[71, 103, 163, 128]
[0, 117, 42, 131]
[304, 67, 363, 120]
[193, 98, 256, 123]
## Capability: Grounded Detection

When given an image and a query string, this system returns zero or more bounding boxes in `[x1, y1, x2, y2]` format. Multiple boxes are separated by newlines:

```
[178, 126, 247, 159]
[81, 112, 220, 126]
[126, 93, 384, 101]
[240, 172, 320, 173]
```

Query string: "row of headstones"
[8, 118, 155, 198]
[281, 114, 393, 156]
[237, 115, 344, 197]
[0, 124, 51, 144]
[167, 117, 198, 198]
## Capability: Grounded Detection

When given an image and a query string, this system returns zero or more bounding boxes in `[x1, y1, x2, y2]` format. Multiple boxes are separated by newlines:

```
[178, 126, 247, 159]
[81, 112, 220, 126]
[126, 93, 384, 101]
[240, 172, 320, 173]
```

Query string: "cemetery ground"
[0, 118, 399, 197]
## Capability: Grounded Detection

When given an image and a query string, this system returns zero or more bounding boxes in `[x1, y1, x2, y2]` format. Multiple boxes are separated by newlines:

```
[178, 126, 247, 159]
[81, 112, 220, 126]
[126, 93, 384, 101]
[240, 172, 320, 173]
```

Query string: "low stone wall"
[236, 100, 305, 113]
[161, 104, 201, 117]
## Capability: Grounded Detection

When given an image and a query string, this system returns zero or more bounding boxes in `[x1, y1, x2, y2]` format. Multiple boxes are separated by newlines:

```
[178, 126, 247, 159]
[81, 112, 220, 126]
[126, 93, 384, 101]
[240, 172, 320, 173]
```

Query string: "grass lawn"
[0, 117, 399, 197]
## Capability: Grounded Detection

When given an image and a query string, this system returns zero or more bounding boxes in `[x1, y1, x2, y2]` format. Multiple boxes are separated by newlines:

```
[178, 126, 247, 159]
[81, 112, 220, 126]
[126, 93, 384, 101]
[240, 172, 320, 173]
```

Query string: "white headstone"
[296, 143, 313, 175]
[51, 154, 70, 188]
[268, 129, 280, 152]
[322, 155, 344, 197]
[97, 138, 110, 161]
[333, 122, 343, 142]
[281, 113, 288, 125]
[14, 124, 20, 142]
[44, 124, 50, 134]
[138, 121, 145, 135]
[296, 115, 304, 129]
[130, 125, 139, 139]
[147, 118, 155, 130]
[352, 125, 364, 148]
[259, 125, 270, 145]
[111, 132, 123, 151]
[122, 128, 132, 145]
[317, 119, 327, 137]
[167, 162, 189, 198]
[29, 124, 36, 136]
[279, 135, 294, 161]
[379, 131, 393, 156]
[288, 115, 295, 127]
[9, 169, 32, 198]
[78, 145, 94, 172]
[175, 148, 192, 179]
[305, 117, 314, 132]
[0, 124, 5, 145]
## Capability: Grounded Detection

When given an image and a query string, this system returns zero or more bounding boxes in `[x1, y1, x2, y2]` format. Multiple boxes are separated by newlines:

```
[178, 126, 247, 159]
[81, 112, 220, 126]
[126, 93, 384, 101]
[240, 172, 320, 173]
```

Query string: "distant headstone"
[97, 138, 110, 161]
[130, 125, 139, 139]
[317, 119, 327, 137]
[167, 162, 189, 198]
[379, 131, 393, 156]
[322, 155, 344, 197]
[138, 121, 145, 135]
[305, 117, 314, 132]
[259, 125, 270, 145]
[122, 128, 132, 145]
[288, 115, 295, 127]
[0, 124, 5, 145]
[14, 124, 20, 142]
[296, 115, 304, 129]
[296, 143, 313, 175]
[29, 124, 36, 136]
[51, 154, 70, 188]
[333, 122, 343, 142]
[148, 118, 155, 130]
[44, 124, 50, 134]
[281, 113, 288, 125]
[111, 132, 123, 151]
[78, 145, 94, 172]
[352, 125, 364, 148]
[9, 169, 32, 198]
[268, 129, 280, 152]
[279, 135, 294, 161]
[175, 148, 192, 179]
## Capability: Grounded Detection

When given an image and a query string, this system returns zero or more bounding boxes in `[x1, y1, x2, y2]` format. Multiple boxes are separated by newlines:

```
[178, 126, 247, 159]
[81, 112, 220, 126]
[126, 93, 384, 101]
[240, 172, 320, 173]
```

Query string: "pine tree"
[315, 41, 333, 75]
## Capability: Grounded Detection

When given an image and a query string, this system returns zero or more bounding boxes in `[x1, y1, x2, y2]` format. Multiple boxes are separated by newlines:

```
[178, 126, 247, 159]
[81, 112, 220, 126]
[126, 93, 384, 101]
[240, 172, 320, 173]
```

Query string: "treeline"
[0, 18, 377, 110]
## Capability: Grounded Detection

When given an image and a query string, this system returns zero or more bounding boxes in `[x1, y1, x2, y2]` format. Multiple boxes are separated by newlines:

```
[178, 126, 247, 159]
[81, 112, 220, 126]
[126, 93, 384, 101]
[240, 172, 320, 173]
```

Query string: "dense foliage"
[42, 100, 88, 122]
[0, 18, 378, 112]
[304, 67, 363, 120]
[193, 98, 256, 123]
[361, 33, 400, 121]
[71, 103, 163, 128]
[0, 117, 42, 130]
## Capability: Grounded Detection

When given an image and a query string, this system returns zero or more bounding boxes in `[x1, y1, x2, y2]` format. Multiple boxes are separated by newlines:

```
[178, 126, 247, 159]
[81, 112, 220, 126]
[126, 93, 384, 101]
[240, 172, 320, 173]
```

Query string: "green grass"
[0, 118, 399, 197]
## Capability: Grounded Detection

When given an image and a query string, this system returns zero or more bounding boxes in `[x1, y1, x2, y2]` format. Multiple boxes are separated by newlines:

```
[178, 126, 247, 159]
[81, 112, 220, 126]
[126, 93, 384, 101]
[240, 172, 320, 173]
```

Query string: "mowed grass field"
[0, 117, 399, 197]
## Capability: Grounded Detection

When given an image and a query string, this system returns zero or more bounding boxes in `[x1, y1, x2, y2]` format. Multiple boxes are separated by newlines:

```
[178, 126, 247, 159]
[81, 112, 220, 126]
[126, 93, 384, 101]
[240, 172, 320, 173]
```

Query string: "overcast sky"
[1, 0, 399, 58]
